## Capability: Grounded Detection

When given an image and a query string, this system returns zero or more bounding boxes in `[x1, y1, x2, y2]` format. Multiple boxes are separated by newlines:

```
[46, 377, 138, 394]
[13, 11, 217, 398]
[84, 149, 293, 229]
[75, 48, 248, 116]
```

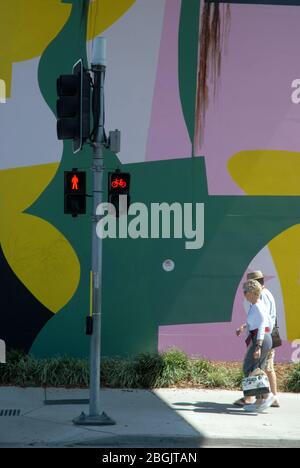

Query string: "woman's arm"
[236, 323, 247, 336]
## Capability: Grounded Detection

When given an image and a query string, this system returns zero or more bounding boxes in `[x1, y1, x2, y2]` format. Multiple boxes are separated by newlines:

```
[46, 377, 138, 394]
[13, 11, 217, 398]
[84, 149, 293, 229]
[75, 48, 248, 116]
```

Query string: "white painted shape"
[248, 246, 287, 339]
[87, 0, 166, 164]
[0, 58, 62, 170]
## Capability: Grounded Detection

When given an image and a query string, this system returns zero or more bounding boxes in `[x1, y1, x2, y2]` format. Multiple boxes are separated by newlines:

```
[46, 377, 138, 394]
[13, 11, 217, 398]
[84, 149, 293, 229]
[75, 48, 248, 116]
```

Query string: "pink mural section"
[145, 0, 191, 161]
[158, 272, 293, 363]
[157, 4, 300, 362]
[200, 4, 300, 195]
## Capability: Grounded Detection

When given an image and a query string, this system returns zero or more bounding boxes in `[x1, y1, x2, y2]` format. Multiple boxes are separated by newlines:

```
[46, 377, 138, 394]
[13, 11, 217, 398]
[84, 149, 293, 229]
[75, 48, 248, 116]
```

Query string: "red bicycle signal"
[111, 178, 127, 190]
[108, 171, 131, 218]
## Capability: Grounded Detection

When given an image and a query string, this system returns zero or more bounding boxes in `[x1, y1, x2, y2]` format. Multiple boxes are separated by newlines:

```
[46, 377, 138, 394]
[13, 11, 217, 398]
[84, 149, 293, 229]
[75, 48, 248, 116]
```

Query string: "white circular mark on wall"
[162, 259, 175, 272]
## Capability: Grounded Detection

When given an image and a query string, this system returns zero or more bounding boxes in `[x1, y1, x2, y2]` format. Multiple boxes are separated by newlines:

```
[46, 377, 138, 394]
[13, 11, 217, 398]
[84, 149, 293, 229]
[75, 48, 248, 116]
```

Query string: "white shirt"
[246, 300, 269, 341]
[261, 288, 276, 330]
[244, 287, 276, 331]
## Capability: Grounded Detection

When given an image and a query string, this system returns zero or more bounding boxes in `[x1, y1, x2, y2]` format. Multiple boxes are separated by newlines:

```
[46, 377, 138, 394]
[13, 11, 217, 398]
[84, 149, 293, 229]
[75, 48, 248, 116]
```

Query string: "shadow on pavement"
[173, 401, 258, 416]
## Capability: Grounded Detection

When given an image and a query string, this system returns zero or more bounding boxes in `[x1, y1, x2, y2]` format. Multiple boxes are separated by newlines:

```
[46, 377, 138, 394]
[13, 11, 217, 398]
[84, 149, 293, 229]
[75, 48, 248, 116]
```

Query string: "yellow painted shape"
[228, 149, 300, 341]
[87, 0, 136, 40]
[269, 226, 300, 341]
[0, 163, 59, 217]
[1, 213, 80, 314]
[0, 0, 71, 97]
[0, 163, 80, 313]
[0, 0, 136, 99]
[228, 150, 300, 195]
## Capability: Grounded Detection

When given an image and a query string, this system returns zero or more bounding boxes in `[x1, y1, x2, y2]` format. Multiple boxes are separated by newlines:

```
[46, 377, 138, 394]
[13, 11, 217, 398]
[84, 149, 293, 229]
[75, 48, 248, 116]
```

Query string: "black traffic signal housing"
[108, 170, 131, 217]
[56, 59, 91, 153]
[64, 170, 86, 216]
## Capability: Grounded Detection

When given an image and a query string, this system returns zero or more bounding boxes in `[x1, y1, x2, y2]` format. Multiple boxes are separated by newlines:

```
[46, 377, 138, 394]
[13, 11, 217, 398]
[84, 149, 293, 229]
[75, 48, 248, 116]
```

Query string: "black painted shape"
[0, 246, 53, 353]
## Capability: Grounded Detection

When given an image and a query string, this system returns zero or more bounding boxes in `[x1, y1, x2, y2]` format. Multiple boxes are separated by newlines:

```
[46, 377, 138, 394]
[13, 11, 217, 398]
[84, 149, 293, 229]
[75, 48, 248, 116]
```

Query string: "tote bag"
[242, 368, 270, 397]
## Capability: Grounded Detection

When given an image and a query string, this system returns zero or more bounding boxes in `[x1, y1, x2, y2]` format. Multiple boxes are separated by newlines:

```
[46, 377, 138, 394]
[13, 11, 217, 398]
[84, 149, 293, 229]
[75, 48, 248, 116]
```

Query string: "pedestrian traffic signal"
[56, 59, 91, 153]
[108, 171, 130, 217]
[64, 170, 86, 216]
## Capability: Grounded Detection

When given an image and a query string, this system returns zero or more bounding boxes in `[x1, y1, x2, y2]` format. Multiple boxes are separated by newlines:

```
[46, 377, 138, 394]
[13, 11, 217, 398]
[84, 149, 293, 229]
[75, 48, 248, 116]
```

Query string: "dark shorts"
[243, 333, 272, 377]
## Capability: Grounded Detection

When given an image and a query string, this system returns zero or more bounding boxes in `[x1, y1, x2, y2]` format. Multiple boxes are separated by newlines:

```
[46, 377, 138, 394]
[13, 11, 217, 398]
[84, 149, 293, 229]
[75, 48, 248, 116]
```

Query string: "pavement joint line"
[21, 413, 81, 428]
[21, 405, 46, 417]
[19, 413, 120, 436]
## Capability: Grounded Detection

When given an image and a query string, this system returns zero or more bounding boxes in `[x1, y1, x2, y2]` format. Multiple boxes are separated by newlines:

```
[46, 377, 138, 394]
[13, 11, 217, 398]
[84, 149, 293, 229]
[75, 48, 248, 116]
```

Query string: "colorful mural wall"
[1, 0, 300, 362]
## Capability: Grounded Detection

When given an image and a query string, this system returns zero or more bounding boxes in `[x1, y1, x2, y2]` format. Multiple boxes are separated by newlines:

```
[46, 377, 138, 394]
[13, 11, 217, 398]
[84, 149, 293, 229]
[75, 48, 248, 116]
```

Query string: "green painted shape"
[101, 156, 300, 358]
[29, 0, 93, 358]
[178, 0, 201, 152]
[27, 0, 127, 358]
[28, 0, 300, 359]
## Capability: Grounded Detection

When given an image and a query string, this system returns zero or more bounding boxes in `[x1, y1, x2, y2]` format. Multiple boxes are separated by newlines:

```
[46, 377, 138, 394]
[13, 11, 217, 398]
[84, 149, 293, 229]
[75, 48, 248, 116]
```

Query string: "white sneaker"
[256, 394, 275, 413]
[243, 404, 258, 413]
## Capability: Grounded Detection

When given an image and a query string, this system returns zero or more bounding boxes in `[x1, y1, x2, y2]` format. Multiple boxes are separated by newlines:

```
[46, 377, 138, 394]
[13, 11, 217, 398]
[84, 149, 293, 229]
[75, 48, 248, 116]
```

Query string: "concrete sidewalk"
[0, 387, 299, 448]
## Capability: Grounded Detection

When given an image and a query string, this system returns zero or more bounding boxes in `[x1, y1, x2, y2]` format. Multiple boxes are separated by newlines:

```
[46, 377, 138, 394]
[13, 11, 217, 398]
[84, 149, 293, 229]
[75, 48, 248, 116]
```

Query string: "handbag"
[271, 318, 282, 349]
[242, 368, 270, 397]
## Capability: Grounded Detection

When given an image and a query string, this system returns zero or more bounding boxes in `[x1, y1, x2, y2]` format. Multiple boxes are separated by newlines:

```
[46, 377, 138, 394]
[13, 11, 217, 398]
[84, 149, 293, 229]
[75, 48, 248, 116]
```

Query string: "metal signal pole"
[73, 37, 115, 426]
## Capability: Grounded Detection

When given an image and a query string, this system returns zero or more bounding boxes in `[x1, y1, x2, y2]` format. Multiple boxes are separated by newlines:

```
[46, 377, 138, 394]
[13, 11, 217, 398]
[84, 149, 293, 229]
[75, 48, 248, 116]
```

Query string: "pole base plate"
[73, 411, 116, 426]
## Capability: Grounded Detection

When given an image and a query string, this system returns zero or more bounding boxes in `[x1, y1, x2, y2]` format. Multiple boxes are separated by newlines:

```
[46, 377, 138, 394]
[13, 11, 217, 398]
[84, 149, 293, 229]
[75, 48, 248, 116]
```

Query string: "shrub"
[162, 348, 189, 370]
[0, 352, 89, 387]
[158, 348, 190, 386]
[133, 352, 164, 388]
[101, 358, 139, 388]
[189, 359, 214, 384]
[284, 363, 300, 392]
[0, 348, 295, 392]
[39, 357, 89, 387]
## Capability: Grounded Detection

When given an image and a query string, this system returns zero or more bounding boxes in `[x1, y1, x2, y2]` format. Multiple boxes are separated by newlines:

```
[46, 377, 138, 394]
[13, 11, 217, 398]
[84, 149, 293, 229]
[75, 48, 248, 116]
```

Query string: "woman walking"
[240, 279, 275, 413]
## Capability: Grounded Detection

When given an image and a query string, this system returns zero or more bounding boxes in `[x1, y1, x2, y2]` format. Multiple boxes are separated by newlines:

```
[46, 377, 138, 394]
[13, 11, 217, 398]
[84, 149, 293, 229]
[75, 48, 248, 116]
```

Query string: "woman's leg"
[253, 334, 276, 411]
[243, 335, 274, 410]
[242, 342, 257, 404]
[243, 342, 257, 376]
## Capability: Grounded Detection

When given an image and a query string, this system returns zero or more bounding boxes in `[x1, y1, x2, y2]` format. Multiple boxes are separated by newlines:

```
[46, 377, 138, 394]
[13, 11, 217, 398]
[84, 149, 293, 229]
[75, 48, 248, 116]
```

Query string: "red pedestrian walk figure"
[71, 174, 79, 190]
